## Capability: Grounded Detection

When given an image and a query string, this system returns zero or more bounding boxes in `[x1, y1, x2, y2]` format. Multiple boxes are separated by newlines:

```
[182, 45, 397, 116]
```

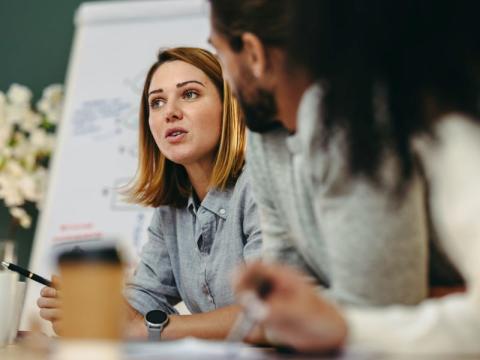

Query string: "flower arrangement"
[0, 83, 63, 230]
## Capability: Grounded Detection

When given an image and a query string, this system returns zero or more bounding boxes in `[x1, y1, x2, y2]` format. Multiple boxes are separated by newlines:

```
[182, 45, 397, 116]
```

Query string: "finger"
[263, 306, 319, 349]
[234, 262, 309, 297]
[233, 261, 275, 293]
[40, 286, 58, 298]
[39, 308, 62, 322]
[52, 321, 63, 336]
[37, 296, 62, 309]
[265, 304, 298, 328]
[51, 275, 62, 289]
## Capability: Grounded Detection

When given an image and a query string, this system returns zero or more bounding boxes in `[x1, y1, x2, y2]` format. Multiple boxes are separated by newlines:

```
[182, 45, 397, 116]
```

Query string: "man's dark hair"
[288, 0, 480, 187]
[209, 0, 290, 51]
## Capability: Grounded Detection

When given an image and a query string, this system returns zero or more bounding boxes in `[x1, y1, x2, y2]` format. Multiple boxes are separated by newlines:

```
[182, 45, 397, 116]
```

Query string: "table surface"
[2, 340, 480, 360]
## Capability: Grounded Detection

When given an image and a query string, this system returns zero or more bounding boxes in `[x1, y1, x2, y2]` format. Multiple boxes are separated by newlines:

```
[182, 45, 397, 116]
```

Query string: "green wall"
[0, 0, 107, 269]
[0, 0, 108, 99]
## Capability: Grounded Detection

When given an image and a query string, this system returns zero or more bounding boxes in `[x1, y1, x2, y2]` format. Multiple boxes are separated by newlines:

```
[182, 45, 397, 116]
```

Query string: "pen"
[1, 261, 52, 287]
[226, 276, 272, 342]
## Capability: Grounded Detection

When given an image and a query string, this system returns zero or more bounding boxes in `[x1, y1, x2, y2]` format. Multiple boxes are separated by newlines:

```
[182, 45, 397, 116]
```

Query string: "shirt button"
[219, 208, 226, 215]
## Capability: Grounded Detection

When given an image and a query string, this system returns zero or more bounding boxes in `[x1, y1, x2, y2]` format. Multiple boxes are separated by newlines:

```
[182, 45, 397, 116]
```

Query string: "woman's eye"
[150, 98, 165, 109]
[183, 90, 199, 100]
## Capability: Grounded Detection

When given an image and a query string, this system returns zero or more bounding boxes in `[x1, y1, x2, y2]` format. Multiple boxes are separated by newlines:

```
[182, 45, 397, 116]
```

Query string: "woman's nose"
[164, 103, 183, 123]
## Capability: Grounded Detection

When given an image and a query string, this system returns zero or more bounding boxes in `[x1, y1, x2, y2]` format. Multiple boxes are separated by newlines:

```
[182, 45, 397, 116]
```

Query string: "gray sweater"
[246, 84, 456, 306]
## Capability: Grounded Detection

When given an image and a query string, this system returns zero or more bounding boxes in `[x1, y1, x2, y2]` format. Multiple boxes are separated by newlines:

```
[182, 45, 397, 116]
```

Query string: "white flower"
[37, 84, 63, 124]
[9, 207, 32, 229]
[5, 103, 30, 126]
[0, 121, 12, 148]
[0, 174, 24, 206]
[32, 167, 49, 210]
[30, 128, 54, 154]
[18, 173, 38, 201]
[0, 83, 62, 229]
[11, 133, 28, 157]
[11, 134, 39, 171]
[7, 84, 32, 107]
[46, 133, 56, 153]
[0, 161, 28, 207]
[19, 109, 42, 133]
[5, 160, 24, 178]
[0, 146, 12, 160]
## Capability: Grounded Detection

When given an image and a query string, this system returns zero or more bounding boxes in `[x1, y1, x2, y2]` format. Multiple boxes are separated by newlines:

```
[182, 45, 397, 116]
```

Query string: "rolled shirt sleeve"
[124, 209, 181, 315]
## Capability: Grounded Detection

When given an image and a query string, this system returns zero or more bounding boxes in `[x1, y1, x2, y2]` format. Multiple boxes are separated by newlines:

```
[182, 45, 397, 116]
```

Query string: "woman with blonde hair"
[38, 47, 262, 341]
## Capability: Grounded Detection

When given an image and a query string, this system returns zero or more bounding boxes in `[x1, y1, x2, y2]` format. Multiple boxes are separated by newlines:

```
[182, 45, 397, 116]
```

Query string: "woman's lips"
[165, 128, 188, 144]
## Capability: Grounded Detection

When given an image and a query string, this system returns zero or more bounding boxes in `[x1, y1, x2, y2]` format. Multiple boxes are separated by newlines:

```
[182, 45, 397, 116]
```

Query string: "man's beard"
[236, 88, 283, 134]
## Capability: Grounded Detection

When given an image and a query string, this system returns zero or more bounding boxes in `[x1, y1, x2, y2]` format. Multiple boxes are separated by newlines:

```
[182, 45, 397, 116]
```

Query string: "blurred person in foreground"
[233, 0, 480, 353]
[208, 0, 464, 350]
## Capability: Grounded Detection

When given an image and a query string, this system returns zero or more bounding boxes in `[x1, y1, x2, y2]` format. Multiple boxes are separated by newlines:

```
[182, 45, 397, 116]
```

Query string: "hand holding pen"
[1, 261, 52, 287]
[37, 276, 63, 336]
[230, 261, 348, 352]
[1, 261, 63, 334]
[226, 274, 272, 342]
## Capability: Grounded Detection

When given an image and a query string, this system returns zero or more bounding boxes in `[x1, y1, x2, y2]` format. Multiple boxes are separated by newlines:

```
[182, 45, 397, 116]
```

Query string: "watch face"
[146, 310, 168, 325]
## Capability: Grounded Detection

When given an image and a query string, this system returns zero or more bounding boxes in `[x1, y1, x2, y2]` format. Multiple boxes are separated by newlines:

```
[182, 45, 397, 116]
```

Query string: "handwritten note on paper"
[72, 98, 133, 137]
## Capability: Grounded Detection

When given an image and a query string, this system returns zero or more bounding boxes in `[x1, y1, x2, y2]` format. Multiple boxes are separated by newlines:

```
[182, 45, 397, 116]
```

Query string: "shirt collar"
[187, 186, 231, 220]
[187, 194, 198, 215]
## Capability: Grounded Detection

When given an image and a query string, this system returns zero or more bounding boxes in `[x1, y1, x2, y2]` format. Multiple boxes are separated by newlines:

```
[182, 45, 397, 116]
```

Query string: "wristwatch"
[144, 309, 169, 341]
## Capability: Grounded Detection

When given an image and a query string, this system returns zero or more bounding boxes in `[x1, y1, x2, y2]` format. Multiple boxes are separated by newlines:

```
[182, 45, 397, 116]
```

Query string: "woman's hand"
[36, 276, 63, 335]
[233, 262, 348, 353]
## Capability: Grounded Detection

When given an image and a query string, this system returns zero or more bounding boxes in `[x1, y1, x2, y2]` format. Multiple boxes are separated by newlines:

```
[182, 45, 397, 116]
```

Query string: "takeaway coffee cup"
[57, 244, 125, 340]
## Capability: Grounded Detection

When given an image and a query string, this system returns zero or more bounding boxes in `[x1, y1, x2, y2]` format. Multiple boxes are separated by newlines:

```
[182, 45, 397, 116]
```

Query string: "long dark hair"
[288, 0, 480, 186]
[209, 0, 290, 51]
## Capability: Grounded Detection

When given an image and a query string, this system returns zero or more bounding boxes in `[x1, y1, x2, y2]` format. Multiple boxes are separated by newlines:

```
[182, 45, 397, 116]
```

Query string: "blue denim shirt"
[125, 171, 262, 315]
